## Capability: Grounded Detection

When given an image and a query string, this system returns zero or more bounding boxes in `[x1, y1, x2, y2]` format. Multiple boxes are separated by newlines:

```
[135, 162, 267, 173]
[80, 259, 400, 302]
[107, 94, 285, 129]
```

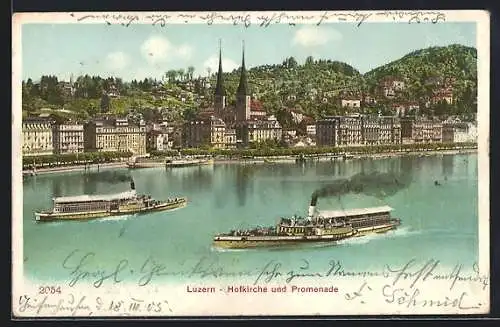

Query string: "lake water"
[22, 153, 479, 285]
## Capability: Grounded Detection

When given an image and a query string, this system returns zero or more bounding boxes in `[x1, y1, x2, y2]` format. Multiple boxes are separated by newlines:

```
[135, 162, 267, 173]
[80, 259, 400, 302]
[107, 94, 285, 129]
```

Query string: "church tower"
[235, 42, 251, 122]
[214, 39, 226, 117]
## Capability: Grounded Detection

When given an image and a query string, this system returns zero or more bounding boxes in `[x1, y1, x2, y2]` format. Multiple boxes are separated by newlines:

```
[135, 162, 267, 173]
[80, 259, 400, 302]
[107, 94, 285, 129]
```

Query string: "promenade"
[22, 147, 477, 176]
[22, 162, 127, 176]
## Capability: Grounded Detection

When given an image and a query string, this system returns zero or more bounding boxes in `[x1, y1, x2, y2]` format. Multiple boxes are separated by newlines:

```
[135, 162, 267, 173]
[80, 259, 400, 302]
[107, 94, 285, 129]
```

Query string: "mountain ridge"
[21, 43, 477, 122]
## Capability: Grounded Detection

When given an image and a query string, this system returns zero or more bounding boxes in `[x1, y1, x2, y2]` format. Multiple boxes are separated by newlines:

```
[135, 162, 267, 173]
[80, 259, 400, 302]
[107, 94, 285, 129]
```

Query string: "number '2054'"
[38, 286, 62, 295]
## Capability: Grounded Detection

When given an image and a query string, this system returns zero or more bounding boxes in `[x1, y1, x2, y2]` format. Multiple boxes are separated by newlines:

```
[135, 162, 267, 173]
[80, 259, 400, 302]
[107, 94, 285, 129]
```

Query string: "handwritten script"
[17, 293, 172, 316]
[51, 250, 491, 313]
[61, 250, 488, 291]
[15, 251, 490, 316]
[68, 11, 446, 28]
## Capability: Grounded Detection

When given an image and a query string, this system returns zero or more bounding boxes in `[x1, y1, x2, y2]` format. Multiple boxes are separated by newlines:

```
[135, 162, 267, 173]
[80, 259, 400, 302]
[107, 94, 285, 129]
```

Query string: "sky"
[21, 22, 476, 82]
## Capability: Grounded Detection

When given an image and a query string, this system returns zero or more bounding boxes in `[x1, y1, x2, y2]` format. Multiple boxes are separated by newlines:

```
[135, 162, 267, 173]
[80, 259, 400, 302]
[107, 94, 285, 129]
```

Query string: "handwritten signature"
[382, 284, 481, 310]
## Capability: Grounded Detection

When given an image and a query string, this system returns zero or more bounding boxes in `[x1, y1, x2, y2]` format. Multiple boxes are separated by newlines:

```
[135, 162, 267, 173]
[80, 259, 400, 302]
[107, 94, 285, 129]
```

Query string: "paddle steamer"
[213, 196, 400, 249]
[35, 180, 187, 222]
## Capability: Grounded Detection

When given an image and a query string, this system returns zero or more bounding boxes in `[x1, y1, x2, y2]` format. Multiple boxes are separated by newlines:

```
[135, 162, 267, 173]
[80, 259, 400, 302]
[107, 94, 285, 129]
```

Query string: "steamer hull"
[214, 230, 357, 249]
[213, 199, 402, 249]
[127, 161, 165, 169]
[165, 159, 214, 168]
[353, 220, 401, 236]
[35, 197, 187, 222]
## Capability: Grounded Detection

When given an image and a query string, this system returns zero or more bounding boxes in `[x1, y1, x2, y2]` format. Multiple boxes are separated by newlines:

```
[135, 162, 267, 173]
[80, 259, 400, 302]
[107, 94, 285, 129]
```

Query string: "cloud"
[106, 51, 129, 71]
[203, 55, 239, 75]
[140, 35, 193, 64]
[141, 36, 171, 64]
[177, 44, 193, 60]
[292, 26, 342, 47]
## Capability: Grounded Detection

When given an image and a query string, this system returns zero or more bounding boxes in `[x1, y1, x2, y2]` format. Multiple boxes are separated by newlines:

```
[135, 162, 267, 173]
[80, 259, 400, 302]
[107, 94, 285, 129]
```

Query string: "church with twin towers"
[183, 41, 282, 149]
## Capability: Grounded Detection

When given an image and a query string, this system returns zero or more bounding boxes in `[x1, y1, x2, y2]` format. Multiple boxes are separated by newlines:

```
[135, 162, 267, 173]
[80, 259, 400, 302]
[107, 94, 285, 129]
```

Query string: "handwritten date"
[17, 294, 172, 316]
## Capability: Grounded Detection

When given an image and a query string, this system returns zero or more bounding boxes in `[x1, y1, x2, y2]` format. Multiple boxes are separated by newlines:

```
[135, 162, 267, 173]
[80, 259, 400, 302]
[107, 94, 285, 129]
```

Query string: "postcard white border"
[12, 10, 490, 317]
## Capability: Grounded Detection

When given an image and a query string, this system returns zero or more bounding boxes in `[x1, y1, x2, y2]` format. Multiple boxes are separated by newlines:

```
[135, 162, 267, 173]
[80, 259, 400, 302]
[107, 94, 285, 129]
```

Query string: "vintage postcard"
[12, 10, 490, 317]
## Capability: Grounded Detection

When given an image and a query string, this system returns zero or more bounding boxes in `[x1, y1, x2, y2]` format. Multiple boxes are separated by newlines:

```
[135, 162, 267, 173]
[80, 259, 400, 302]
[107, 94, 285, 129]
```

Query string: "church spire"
[214, 39, 225, 96]
[237, 41, 249, 96]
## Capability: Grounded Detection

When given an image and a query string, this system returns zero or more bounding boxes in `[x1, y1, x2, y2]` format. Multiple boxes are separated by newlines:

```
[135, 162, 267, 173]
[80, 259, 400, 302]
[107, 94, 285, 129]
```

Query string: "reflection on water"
[22, 154, 479, 282]
[235, 165, 256, 207]
[29, 155, 474, 211]
[49, 170, 132, 197]
[164, 166, 215, 192]
[442, 155, 454, 177]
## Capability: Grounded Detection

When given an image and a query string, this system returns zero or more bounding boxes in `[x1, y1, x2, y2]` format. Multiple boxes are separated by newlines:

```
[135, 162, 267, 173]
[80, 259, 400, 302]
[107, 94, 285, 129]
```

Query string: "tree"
[165, 70, 177, 83]
[433, 100, 449, 117]
[305, 56, 314, 67]
[100, 93, 110, 113]
[182, 107, 197, 121]
[282, 57, 298, 69]
[177, 69, 185, 82]
[187, 66, 195, 80]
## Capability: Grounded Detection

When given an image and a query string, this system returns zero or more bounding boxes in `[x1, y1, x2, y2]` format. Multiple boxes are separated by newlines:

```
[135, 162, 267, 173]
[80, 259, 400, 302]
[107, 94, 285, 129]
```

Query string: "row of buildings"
[22, 113, 477, 157]
[315, 115, 477, 147]
[21, 116, 163, 157]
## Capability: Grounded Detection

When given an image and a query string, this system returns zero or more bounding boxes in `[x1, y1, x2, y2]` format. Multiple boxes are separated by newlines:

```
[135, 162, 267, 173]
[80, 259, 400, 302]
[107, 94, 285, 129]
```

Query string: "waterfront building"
[315, 117, 339, 147]
[183, 115, 229, 149]
[169, 123, 184, 149]
[209, 116, 227, 149]
[361, 116, 380, 145]
[337, 116, 363, 146]
[316, 115, 401, 147]
[401, 117, 442, 143]
[306, 124, 316, 137]
[442, 121, 477, 143]
[238, 115, 283, 146]
[52, 122, 85, 154]
[22, 117, 54, 156]
[146, 124, 170, 152]
[224, 129, 237, 149]
[84, 117, 147, 154]
[379, 116, 401, 145]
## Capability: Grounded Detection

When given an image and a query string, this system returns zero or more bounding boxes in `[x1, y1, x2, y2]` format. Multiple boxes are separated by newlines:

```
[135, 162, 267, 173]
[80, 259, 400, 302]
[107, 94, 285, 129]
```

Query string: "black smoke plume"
[83, 171, 132, 183]
[311, 171, 412, 203]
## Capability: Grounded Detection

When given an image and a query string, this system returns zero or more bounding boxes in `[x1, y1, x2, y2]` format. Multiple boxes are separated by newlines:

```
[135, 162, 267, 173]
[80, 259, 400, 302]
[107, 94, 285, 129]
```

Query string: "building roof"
[340, 96, 362, 101]
[23, 117, 55, 124]
[236, 42, 250, 96]
[214, 41, 226, 96]
[318, 205, 393, 218]
[54, 190, 137, 204]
